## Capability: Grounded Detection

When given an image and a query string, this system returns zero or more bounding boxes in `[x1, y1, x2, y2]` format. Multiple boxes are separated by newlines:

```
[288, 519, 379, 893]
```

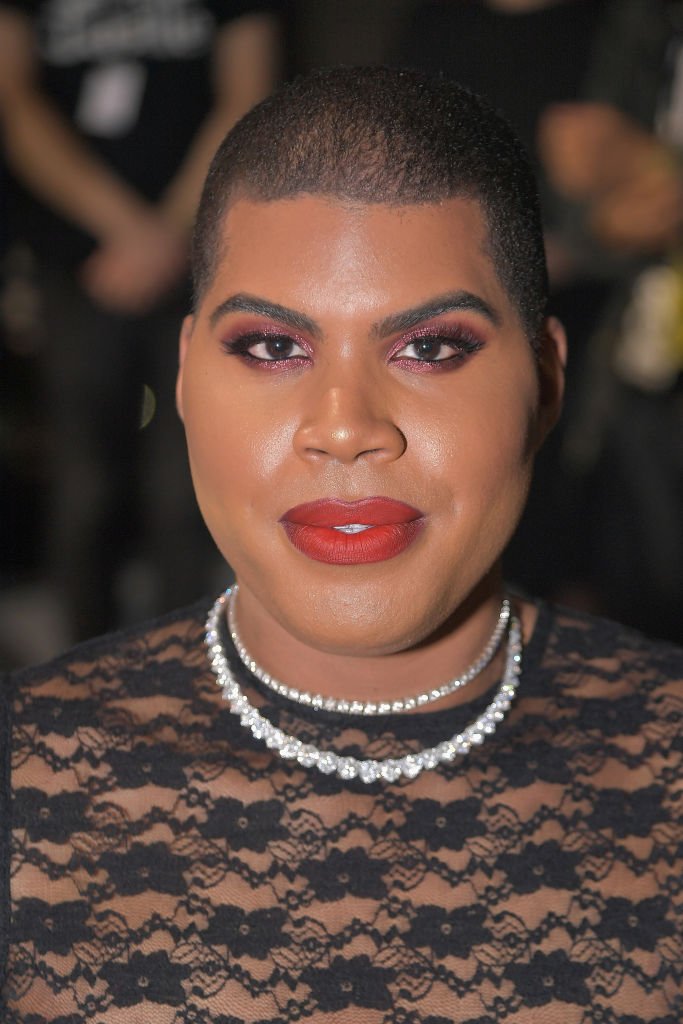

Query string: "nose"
[292, 383, 407, 465]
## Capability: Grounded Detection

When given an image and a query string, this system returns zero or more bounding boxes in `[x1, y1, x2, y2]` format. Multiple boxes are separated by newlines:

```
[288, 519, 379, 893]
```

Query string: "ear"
[534, 315, 567, 450]
[176, 315, 194, 422]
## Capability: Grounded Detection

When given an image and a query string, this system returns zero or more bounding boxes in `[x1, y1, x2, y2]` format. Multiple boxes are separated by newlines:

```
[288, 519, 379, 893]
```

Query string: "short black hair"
[192, 66, 548, 342]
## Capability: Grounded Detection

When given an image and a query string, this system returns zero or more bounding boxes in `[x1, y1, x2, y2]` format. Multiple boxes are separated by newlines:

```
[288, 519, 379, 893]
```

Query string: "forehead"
[201, 195, 516, 329]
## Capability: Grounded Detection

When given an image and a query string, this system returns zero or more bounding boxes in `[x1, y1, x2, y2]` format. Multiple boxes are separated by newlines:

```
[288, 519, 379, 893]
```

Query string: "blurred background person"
[539, 0, 683, 641]
[0, 0, 281, 659]
[396, 0, 683, 643]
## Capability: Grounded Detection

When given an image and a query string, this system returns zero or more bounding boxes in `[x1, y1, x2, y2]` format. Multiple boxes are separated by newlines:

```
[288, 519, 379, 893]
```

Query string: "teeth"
[332, 523, 372, 534]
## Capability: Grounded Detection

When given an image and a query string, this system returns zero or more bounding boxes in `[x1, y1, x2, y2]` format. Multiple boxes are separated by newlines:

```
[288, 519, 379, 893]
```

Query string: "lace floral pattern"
[1, 599, 682, 1022]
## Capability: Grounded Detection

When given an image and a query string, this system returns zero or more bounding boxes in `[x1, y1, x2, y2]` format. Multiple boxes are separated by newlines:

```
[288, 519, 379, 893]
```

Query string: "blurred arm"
[0, 7, 186, 312]
[0, 7, 159, 243]
[539, 102, 683, 253]
[0, 7, 279, 311]
[87, 11, 281, 311]
[160, 12, 281, 235]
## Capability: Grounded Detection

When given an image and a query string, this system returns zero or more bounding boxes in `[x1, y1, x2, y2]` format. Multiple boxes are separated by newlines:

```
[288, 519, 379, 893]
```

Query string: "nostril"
[296, 426, 406, 463]
[291, 385, 406, 463]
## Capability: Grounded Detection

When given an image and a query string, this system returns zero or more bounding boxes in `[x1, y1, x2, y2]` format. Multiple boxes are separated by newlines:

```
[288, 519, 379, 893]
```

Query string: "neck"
[228, 573, 536, 713]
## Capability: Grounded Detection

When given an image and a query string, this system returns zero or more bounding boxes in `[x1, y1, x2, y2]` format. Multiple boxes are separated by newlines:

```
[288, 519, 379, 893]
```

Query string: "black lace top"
[1, 599, 682, 1023]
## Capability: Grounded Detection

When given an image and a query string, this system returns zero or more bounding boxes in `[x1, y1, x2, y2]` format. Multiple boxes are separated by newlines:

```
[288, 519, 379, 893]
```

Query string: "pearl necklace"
[227, 583, 510, 715]
[205, 588, 522, 784]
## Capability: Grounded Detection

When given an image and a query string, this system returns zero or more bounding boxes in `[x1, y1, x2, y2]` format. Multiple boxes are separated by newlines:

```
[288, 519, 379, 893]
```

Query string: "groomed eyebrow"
[209, 288, 501, 338]
[208, 293, 321, 337]
[372, 290, 501, 337]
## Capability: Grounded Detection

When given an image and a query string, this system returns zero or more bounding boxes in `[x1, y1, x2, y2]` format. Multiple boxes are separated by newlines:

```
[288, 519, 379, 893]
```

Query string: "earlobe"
[176, 315, 194, 422]
[535, 315, 567, 448]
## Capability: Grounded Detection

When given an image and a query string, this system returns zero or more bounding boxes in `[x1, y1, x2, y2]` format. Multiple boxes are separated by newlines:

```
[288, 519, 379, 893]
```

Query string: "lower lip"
[281, 520, 424, 564]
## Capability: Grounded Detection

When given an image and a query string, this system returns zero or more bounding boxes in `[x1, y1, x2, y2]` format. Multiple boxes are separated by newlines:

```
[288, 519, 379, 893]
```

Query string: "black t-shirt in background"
[2, 0, 279, 266]
[399, 0, 607, 158]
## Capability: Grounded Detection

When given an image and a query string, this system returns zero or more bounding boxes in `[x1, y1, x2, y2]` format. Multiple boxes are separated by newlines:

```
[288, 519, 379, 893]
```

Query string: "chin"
[286, 617, 427, 658]
[270, 577, 457, 657]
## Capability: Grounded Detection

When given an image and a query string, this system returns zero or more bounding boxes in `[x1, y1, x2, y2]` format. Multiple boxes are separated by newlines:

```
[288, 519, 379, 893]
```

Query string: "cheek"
[414, 378, 538, 502]
[181, 367, 242, 517]
[181, 367, 291, 526]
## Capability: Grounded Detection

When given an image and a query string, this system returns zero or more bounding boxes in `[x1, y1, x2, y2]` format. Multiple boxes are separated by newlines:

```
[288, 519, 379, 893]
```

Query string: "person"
[397, 0, 683, 642]
[537, 0, 683, 643]
[0, 0, 281, 643]
[1, 67, 682, 1022]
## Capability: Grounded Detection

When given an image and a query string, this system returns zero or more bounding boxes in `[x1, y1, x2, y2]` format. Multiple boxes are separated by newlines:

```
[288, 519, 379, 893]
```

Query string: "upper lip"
[280, 497, 424, 527]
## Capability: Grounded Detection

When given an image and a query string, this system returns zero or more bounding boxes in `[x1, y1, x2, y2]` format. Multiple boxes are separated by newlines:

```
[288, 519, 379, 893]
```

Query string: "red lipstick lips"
[280, 497, 425, 565]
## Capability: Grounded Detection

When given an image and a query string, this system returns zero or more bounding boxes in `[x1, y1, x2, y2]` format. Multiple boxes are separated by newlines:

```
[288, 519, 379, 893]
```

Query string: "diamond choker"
[205, 587, 522, 784]
[227, 582, 510, 715]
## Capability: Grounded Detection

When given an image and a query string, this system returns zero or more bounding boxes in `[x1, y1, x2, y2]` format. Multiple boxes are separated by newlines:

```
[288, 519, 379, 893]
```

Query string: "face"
[177, 196, 565, 656]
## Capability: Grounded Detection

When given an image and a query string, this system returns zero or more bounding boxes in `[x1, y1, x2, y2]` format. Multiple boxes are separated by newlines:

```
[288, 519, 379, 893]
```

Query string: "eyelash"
[390, 327, 484, 368]
[221, 332, 309, 367]
[221, 327, 484, 371]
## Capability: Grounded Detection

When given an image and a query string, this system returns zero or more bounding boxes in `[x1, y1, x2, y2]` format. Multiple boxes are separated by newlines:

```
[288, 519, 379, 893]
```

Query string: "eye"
[222, 331, 309, 363]
[396, 337, 456, 361]
[392, 331, 483, 364]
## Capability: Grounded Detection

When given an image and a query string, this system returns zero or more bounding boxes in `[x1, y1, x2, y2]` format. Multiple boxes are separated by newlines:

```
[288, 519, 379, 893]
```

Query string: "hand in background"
[79, 214, 187, 314]
[539, 102, 683, 252]
[588, 156, 683, 252]
[0, 8, 278, 315]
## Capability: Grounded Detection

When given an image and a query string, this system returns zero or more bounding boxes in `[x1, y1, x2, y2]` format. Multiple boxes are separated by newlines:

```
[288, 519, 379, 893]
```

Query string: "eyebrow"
[208, 288, 501, 338]
[209, 293, 321, 337]
[371, 290, 501, 337]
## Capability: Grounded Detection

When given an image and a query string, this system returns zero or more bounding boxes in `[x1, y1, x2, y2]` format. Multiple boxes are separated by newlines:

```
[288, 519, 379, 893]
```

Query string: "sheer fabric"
[1, 599, 682, 1022]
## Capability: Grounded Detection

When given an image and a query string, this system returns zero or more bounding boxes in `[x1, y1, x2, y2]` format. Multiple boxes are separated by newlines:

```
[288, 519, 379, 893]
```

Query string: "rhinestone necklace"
[205, 587, 523, 784]
[226, 582, 511, 715]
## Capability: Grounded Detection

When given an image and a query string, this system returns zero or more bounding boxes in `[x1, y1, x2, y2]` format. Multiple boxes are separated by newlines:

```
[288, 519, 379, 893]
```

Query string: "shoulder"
[523, 600, 683, 754]
[533, 601, 683, 688]
[6, 598, 213, 724]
